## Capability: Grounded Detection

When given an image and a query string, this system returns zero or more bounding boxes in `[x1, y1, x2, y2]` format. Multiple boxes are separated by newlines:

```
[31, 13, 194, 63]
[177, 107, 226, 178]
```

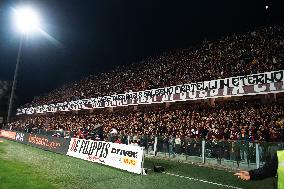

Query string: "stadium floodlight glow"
[7, 6, 42, 123]
[13, 7, 40, 33]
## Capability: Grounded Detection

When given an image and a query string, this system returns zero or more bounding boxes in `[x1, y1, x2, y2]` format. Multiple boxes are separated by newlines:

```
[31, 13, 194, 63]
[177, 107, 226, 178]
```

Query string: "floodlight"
[7, 6, 43, 122]
[14, 7, 40, 33]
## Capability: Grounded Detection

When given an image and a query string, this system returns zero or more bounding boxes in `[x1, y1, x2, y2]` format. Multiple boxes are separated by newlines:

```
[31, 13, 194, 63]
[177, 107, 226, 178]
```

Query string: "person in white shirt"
[131, 140, 139, 146]
[175, 135, 181, 154]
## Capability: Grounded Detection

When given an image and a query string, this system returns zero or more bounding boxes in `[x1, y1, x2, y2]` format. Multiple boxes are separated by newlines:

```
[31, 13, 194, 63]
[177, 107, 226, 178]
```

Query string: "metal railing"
[4, 126, 283, 170]
[116, 135, 283, 170]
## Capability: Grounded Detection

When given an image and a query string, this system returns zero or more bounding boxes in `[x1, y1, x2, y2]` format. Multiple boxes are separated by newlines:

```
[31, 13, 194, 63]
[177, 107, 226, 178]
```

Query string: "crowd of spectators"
[9, 100, 284, 143]
[21, 24, 284, 108]
[6, 25, 284, 163]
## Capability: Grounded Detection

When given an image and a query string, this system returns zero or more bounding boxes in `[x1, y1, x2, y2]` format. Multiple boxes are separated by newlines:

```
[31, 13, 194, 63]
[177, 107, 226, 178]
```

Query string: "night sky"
[0, 0, 283, 106]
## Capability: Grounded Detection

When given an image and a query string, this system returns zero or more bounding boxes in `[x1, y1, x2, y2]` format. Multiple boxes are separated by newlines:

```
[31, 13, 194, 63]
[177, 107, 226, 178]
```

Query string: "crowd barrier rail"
[1, 129, 283, 171]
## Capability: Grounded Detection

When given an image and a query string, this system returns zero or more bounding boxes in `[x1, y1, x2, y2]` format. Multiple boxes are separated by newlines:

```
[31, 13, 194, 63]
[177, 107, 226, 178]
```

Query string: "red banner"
[0, 130, 16, 140]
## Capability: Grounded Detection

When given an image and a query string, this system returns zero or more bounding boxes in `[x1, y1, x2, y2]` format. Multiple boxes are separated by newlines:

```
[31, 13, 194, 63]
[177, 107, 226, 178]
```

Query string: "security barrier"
[2, 129, 282, 172]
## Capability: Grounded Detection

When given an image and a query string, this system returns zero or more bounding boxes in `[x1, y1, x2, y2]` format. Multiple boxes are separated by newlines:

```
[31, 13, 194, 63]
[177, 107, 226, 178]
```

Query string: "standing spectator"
[169, 135, 175, 158]
[114, 137, 122, 144]
[237, 129, 249, 161]
[175, 135, 182, 155]
[163, 135, 169, 157]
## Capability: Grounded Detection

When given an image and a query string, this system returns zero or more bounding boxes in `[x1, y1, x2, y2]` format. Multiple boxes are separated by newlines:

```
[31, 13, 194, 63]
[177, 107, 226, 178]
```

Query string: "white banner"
[17, 70, 284, 115]
[66, 138, 144, 174]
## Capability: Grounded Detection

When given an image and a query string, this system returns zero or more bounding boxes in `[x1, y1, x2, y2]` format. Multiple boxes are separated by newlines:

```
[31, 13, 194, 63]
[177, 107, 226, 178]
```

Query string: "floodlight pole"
[7, 34, 24, 123]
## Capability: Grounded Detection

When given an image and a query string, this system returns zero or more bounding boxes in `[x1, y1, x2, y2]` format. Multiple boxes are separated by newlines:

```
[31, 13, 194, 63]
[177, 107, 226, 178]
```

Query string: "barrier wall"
[0, 129, 71, 155]
[0, 130, 145, 174]
[2, 129, 283, 172]
[67, 138, 144, 174]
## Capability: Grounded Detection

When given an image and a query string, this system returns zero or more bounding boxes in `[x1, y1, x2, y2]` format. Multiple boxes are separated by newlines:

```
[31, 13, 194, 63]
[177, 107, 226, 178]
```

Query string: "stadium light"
[7, 6, 42, 123]
[13, 7, 40, 33]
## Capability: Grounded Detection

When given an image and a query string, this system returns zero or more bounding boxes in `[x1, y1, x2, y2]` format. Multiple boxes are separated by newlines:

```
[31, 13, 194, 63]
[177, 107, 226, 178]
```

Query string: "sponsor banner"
[16, 70, 284, 115]
[15, 132, 26, 142]
[0, 130, 16, 140]
[67, 138, 144, 174]
[0, 130, 70, 155]
[26, 134, 70, 155]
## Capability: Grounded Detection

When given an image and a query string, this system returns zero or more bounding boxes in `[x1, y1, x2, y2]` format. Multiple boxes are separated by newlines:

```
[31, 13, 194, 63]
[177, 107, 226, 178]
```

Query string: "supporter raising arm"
[234, 151, 280, 188]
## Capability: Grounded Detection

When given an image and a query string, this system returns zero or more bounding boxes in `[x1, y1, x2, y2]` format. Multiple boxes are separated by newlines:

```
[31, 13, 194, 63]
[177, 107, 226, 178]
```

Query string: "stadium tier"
[7, 24, 284, 144]
[8, 98, 284, 142]
[20, 24, 284, 108]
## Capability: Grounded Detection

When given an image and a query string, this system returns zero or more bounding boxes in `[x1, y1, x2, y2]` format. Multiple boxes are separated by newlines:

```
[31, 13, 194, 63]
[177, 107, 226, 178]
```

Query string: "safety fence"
[110, 134, 282, 170]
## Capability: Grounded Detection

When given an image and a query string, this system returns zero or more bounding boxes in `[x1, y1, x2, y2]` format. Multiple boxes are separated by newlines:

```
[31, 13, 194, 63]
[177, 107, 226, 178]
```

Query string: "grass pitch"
[0, 138, 275, 189]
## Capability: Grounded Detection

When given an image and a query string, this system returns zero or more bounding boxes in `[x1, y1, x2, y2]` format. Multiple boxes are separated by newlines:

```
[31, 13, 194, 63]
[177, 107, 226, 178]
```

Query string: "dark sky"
[0, 0, 283, 106]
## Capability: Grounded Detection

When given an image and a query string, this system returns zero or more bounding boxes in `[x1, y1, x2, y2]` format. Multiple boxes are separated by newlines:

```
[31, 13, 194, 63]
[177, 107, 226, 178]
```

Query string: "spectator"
[8, 100, 284, 145]
[19, 24, 284, 110]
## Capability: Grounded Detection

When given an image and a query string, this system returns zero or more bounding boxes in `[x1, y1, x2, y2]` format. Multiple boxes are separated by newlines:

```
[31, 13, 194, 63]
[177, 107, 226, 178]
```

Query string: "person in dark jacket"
[234, 151, 280, 188]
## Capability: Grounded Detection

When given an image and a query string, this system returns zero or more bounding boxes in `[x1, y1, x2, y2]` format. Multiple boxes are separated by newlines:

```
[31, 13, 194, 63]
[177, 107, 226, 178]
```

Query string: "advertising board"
[67, 138, 144, 174]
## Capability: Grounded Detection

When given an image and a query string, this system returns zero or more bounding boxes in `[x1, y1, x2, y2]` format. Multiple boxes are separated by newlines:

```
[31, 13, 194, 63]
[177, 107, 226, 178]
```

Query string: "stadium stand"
[6, 24, 284, 145]
[8, 99, 284, 142]
[20, 24, 284, 108]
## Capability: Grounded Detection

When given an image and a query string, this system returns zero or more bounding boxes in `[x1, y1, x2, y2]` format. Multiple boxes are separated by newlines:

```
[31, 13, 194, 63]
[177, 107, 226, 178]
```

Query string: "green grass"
[0, 139, 276, 189]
